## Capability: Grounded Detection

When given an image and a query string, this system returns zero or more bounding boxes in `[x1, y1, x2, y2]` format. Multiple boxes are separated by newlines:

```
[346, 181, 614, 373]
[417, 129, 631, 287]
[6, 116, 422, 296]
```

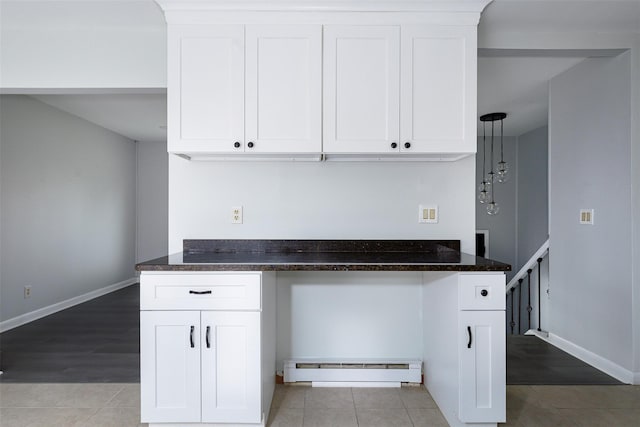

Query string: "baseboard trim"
[544, 332, 634, 384]
[0, 277, 138, 333]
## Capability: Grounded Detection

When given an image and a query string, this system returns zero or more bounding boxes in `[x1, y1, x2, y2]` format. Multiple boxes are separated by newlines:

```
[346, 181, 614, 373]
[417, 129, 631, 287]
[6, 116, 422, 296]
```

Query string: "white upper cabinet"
[323, 26, 400, 153]
[168, 25, 244, 154]
[400, 26, 476, 154]
[159, 0, 486, 160]
[168, 24, 322, 156]
[324, 25, 476, 157]
[246, 25, 322, 153]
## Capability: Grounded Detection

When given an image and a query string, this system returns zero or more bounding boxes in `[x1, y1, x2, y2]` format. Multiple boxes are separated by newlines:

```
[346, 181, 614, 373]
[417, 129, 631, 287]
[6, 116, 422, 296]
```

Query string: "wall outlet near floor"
[24, 286, 32, 298]
[418, 205, 438, 224]
[232, 206, 243, 224]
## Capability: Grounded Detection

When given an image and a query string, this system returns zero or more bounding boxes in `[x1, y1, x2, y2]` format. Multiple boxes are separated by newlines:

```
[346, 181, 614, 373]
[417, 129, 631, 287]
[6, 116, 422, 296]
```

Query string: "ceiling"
[4, 0, 639, 141]
[31, 93, 168, 144]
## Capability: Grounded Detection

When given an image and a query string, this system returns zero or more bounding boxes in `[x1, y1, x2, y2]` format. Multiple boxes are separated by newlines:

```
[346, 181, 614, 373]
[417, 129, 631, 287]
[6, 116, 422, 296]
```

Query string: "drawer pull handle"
[481, 289, 488, 297]
[190, 326, 195, 348]
[189, 290, 212, 295]
[206, 326, 211, 348]
[467, 326, 472, 348]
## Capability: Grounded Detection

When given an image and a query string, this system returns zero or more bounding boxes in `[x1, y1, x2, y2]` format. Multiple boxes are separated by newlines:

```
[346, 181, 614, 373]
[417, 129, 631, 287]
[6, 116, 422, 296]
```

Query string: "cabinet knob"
[234, 141, 241, 148]
[247, 141, 255, 148]
[404, 142, 411, 149]
[481, 289, 489, 297]
[391, 142, 397, 149]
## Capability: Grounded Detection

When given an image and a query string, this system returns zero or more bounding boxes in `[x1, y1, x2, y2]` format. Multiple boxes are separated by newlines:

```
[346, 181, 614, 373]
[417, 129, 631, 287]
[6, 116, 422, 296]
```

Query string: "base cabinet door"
[140, 311, 201, 423]
[201, 311, 261, 423]
[459, 310, 506, 423]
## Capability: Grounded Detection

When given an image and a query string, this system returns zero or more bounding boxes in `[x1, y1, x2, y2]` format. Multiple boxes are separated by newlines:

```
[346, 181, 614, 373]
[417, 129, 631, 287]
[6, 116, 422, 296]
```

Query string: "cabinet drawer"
[141, 273, 261, 310]
[459, 274, 505, 310]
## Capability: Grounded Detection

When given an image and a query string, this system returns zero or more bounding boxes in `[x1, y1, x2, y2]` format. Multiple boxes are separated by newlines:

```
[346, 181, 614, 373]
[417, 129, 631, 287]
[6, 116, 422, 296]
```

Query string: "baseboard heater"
[284, 359, 422, 387]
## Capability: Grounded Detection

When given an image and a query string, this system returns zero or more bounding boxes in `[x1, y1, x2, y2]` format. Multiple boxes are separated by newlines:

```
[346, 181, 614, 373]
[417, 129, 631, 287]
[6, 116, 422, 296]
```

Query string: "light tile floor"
[1, 383, 639, 426]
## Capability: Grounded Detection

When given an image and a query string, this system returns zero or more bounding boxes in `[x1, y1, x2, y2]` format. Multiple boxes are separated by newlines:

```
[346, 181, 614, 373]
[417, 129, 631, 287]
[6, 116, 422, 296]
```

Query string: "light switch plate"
[579, 209, 594, 225]
[419, 205, 438, 224]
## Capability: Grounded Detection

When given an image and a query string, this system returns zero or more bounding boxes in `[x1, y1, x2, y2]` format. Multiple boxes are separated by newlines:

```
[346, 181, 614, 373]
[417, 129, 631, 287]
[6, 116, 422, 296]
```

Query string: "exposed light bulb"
[487, 202, 500, 216]
[478, 189, 489, 204]
[497, 161, 509, 183]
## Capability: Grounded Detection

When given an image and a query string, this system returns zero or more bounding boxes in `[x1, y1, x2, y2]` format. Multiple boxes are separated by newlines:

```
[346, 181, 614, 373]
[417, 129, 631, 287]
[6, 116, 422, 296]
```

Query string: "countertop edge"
[136, 263, 510, 272]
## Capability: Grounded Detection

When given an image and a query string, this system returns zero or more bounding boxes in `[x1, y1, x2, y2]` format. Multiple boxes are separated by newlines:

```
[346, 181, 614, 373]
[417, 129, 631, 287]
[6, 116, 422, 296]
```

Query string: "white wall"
[549, 53, 633, 372]
[0, 95, 137, 322]
[168, 156, 476, 366]
[517, 126, 548, 269]
[136, 141, 168, 263]
[0, 1, 166, 89]
[475, 135, 517, 279]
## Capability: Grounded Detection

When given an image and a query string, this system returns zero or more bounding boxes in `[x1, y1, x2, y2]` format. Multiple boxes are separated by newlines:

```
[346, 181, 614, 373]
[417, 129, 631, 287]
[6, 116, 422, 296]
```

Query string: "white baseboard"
[0, 277, 138, 333]
[543, 332, 635, 384]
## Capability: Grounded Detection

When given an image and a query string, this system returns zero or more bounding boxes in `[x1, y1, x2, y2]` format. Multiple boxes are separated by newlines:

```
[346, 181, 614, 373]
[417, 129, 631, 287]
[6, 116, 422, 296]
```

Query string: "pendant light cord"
[482, 122, 487, 180]
[490, 120, 496, 203]
[500, 118, 504, 162]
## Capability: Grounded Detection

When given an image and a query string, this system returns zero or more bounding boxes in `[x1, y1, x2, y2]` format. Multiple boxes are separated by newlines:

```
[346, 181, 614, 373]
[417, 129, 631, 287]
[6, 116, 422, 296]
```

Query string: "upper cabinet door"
[245, 25, 322, 153]
[168, 25, 244, 154]
[323, 26, 400, 153]
[400, 26, 476, 153]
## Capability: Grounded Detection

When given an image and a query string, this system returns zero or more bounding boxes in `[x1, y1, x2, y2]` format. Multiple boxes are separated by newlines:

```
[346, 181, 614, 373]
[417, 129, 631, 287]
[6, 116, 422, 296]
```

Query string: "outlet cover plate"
[419, 205, 438, 224]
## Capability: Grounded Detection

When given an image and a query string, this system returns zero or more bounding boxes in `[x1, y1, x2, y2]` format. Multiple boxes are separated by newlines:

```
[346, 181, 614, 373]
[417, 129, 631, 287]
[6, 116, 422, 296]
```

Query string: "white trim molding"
[540, 332, 635, 384]
[0, 278, 138, 333]
[156, 0, 492, 13]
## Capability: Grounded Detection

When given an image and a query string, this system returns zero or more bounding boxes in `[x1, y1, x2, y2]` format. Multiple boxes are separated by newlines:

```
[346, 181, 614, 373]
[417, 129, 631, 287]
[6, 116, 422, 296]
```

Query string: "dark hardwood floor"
[0, 284, 140, 383]
[0, 284, 623, 385]
[507, 335, 622, 385]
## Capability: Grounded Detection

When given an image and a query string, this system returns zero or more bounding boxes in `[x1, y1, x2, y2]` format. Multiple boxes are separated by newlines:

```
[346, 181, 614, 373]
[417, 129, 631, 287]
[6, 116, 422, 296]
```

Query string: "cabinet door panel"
[168, 25, 244, 153]
[246, 25, 321, 153]
[140, 311, 201, 423]
[324, 26, 400, 153]
[201, 311, 261, 423]
[459, 310, 506, 423]
[401, 26, 476, 153]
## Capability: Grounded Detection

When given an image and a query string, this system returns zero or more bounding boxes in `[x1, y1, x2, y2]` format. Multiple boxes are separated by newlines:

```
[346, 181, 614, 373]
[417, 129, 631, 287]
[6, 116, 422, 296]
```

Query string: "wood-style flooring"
[0, 285, 140, 382]
[0, 284, 624, 385]
[507, 335, 622, 385]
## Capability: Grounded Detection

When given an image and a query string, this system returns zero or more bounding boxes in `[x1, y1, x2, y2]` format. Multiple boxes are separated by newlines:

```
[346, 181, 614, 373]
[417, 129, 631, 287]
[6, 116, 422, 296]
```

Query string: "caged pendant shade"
[479, 112, 507, 215]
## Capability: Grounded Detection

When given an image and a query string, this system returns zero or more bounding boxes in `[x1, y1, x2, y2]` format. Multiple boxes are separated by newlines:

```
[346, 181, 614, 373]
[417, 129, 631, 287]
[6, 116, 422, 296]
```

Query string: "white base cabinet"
[140, 272, 276, 426]
[458, 274, 506, 424]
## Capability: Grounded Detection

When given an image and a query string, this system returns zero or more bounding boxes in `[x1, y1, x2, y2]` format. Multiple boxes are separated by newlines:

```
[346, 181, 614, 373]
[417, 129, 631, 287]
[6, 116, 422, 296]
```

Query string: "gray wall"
[0, 95, 137, 322]
[549, 53, 633, 370]
[517, 126, 549, 269]
[136, 141, 168, 263]
[476, 135, 517, 280]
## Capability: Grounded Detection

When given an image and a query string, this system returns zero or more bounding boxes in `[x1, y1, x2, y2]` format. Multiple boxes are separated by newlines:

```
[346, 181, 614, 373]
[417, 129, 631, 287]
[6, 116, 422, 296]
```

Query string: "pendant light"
[478, 121, 490, 204]
[479, 112, 507, 216]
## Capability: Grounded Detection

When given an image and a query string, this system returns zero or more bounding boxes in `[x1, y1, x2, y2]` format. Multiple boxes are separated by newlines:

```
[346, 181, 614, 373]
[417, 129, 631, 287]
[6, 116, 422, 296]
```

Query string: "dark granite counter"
[136, 240, 511, 272]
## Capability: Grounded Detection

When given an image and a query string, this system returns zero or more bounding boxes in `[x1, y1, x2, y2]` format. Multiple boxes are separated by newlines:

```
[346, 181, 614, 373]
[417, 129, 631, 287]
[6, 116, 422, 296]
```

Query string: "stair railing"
[505, 238, 549, 334]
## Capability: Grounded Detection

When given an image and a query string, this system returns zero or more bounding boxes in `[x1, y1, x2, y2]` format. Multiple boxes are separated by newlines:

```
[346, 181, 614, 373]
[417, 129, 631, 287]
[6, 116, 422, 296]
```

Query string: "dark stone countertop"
[135, 240, 511, 272]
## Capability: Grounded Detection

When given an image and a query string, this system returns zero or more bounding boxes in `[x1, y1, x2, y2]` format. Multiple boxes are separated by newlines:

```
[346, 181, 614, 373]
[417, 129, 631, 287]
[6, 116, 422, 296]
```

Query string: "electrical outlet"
[232, 206, 243, 224]
[418, 205, 438, 224]
[579, 209, 594, 225]
[24, 286, 32, 298]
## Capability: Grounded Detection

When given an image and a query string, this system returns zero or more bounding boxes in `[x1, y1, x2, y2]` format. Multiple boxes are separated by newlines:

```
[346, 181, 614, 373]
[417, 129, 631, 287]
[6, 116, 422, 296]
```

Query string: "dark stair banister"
[526, 269, 533, 331]
[537, 257, 543, 332]
[504, 238, 549, 335]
